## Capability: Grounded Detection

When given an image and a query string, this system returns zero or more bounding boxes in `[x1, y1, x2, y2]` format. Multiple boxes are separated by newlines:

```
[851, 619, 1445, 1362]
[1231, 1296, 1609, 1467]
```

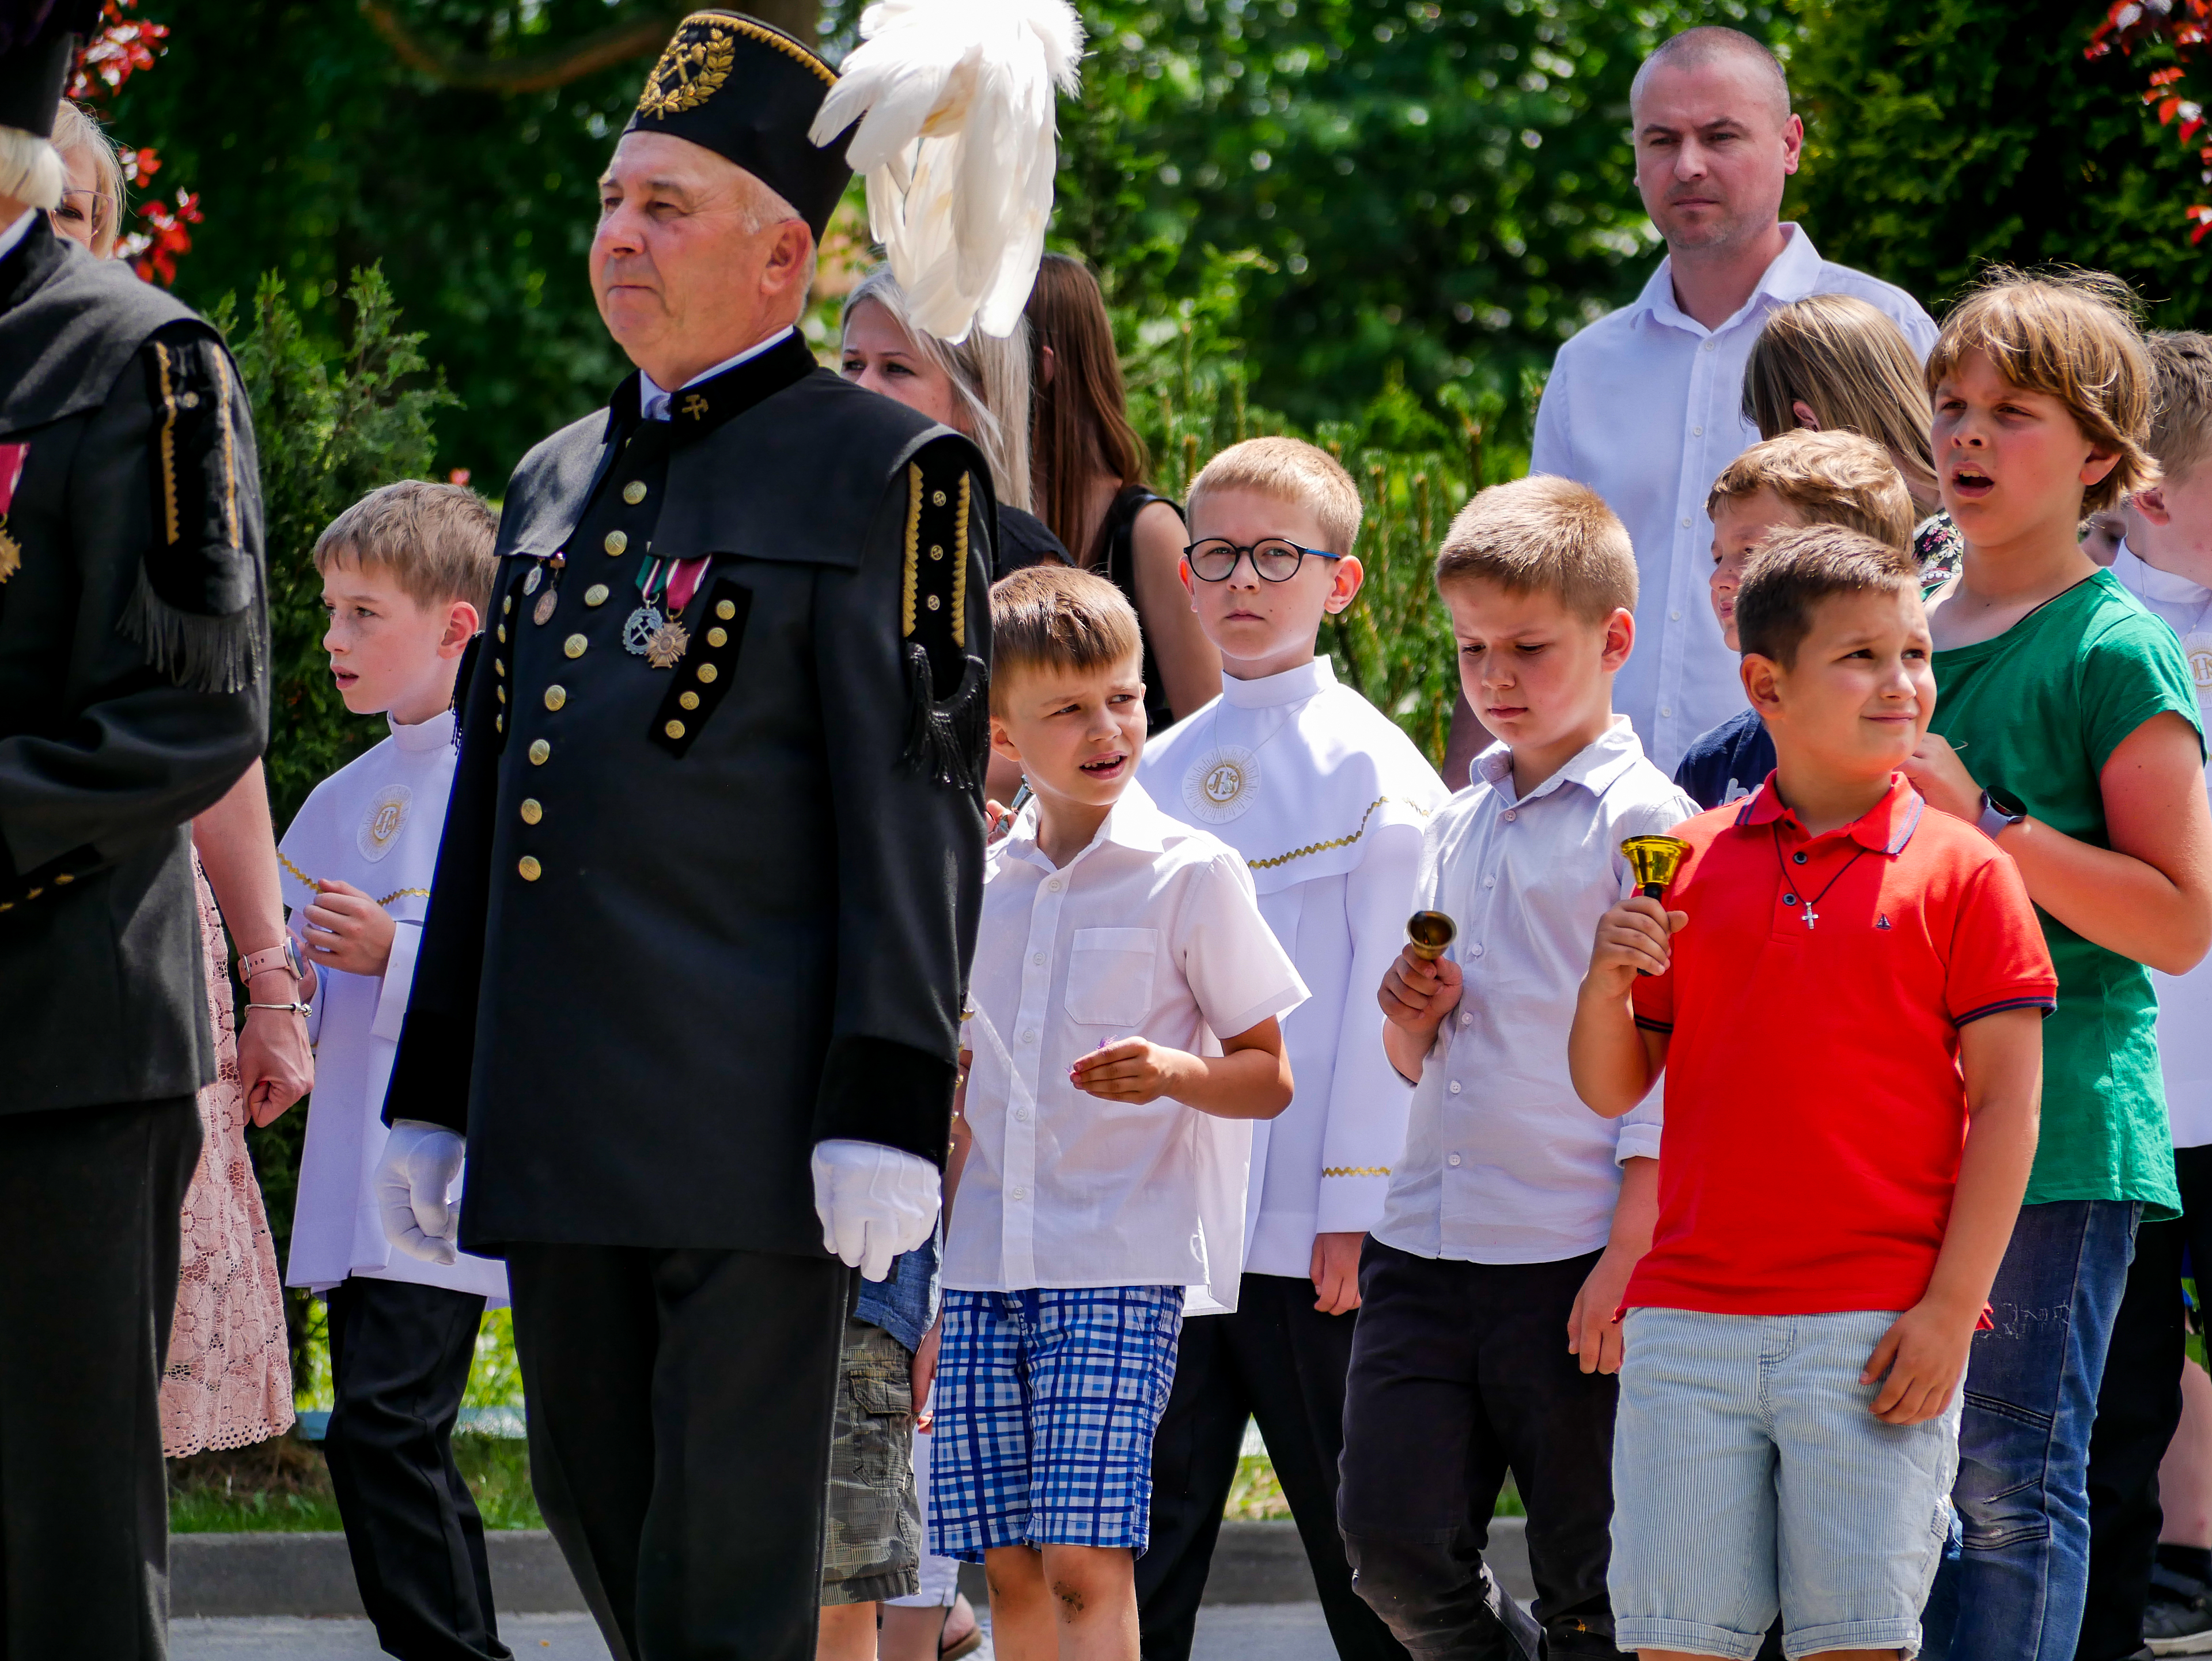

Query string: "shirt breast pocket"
[1065, 928, 1159, 1027]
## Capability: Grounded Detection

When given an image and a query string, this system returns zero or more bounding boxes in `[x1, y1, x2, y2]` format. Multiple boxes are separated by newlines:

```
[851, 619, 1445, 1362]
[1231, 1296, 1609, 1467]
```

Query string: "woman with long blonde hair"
[1743, 291, 1963, 587]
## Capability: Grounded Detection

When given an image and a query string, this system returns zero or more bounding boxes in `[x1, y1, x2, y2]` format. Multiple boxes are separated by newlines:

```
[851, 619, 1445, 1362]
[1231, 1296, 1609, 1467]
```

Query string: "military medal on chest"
[0, 442, 28, 584]
[624, 555, 709, 668]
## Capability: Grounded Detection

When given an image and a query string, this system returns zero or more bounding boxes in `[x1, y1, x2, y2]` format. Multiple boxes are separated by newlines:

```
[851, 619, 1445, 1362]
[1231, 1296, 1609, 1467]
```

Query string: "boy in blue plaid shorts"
[933, 565, 1306, 1660]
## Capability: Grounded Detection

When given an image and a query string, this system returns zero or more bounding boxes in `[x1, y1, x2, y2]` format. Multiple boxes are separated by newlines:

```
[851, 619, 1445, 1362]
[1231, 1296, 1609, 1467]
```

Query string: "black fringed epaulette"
[116, 321, 260, 693]
[899, 438, 988, 789]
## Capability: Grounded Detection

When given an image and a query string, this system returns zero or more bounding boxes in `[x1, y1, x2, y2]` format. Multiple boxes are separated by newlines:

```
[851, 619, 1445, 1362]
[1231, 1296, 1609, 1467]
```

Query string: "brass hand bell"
[1405, 910, 1457, 962]
[1620, 834, 1691, 899]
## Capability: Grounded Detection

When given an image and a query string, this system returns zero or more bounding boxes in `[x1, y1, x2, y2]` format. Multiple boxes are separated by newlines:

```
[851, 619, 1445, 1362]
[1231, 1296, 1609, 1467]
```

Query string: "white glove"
[811, 1139, 941, 1282]
[375, 1119, 465, 1266]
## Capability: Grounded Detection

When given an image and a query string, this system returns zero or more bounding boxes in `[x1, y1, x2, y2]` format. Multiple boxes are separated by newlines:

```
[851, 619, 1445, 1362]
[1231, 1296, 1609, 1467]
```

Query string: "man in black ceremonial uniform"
[376, 14, 993, 1659]
[0, 5, 268, 1656]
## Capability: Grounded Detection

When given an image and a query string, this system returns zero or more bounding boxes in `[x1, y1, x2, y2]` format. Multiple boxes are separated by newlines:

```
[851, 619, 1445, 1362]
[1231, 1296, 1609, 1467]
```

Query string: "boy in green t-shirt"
[1904, 272, 2212, 1660]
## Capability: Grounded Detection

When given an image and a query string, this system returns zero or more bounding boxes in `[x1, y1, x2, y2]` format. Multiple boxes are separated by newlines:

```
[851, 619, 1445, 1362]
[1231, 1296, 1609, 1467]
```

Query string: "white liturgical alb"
[1142, 657, 1447, 1282]
[279, 709, 507, 1302]
[949, 783, 1308, 1313]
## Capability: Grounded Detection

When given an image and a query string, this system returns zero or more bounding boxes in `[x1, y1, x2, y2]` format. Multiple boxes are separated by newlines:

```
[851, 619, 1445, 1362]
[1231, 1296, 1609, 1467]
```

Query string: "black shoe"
[2146, 1561, 2212, 1655]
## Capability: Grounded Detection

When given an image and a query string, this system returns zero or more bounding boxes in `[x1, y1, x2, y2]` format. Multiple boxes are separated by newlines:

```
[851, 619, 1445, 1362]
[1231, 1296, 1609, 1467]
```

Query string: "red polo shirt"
[1626, 775, 2056, 1316]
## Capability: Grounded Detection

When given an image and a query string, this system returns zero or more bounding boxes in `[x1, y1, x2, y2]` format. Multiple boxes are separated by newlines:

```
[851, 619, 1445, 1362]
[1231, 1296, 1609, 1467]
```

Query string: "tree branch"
[358, 3, 694, 94]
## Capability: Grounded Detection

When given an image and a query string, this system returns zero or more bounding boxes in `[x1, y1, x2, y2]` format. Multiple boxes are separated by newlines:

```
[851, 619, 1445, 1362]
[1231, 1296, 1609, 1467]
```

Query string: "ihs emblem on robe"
[1183, 744, 1262, 824]
[358, 784, 412, 861]
[2184, 631, 2212, 697]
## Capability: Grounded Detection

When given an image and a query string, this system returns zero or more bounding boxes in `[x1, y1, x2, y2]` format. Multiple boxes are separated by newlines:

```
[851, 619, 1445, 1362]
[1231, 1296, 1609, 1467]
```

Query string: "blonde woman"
[841, 263, 1067, 576]
[1742, 291, 1964, 587]
[47, 99, 122, 258]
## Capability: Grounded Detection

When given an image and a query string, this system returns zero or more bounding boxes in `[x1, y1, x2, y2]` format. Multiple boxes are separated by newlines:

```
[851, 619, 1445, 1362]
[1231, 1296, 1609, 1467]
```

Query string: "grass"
[169, 1433, 542, 1534]
[1225, 1455, 1524, 1522]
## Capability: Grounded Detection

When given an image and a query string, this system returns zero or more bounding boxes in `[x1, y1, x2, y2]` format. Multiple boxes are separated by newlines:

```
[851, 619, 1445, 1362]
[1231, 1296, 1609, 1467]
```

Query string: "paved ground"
[171, 1603, 1343, 1660]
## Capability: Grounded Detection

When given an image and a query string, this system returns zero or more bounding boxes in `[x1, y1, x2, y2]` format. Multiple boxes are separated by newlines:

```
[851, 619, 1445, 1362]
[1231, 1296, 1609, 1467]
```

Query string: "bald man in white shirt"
[1447, 27, 1936, 781]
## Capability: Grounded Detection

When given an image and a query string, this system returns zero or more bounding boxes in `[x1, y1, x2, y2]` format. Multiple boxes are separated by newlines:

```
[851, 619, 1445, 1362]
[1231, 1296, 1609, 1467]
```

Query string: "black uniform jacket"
[0, 218, 267, 1114]
[385, 332, 993, 1256]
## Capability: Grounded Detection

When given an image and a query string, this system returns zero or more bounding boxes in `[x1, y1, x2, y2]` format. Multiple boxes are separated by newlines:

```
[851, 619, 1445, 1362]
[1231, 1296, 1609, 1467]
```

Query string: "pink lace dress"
[161, 852, 296, 1456]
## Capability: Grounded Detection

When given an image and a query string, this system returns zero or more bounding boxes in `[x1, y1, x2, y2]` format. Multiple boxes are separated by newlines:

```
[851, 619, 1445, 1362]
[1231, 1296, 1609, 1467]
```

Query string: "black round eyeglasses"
[1183, 538, 1341, 583]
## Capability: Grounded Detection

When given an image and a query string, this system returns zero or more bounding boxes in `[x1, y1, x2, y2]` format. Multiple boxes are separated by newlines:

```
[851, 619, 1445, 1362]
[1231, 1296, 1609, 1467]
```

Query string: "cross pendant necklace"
[1772, 826, 1868, 932]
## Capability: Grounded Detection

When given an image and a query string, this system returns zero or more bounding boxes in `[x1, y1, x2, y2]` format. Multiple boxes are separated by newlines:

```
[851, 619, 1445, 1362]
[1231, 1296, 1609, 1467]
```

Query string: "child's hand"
[1070, 1038, 1195, 1104]
[1899, 732, 1980, 824]
[1378, 945, 1464, 1039]
[983, 799, 1015, 843]
[911, 1315, 942, 1429]
[1567, 1245, 1638, 1375]
[1585, 896, 1685, 993]
[1861, 1298, 1975, 1425]
[300, 878, 398, 978]
[1309, 1231, 1365, 1315]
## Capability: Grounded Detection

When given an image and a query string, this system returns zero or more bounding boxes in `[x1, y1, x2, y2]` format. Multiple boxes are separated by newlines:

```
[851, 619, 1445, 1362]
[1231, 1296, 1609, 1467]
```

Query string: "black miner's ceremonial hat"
[0, 0, 98, 143]
[622, 10, 854, 241]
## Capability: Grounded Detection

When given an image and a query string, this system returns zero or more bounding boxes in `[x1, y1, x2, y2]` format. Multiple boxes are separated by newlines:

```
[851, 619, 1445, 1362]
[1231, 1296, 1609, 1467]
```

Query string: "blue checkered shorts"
[926, 1284, 1183, 1562]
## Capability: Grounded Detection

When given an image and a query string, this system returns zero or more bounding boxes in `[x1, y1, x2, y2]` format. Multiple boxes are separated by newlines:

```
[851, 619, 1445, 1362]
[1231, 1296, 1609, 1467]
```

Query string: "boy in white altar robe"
[1136, 438, 1446, 1661]
[277, 482, 512, 1661]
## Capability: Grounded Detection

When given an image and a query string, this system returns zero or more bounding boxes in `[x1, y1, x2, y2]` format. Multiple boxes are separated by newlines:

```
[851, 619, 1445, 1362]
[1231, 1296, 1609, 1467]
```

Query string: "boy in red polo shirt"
[1567, 524, 2054, 1660]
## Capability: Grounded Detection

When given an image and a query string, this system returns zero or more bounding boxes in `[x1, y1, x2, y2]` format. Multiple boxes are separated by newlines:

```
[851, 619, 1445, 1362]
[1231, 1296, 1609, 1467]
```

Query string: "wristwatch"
[1977, 786, 2028, 842]
[237, 936, 302, 985]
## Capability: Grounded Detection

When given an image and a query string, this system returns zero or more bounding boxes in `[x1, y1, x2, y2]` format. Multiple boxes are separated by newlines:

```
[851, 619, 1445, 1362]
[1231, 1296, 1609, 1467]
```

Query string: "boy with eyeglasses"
[1135, 438, 1445, 1660]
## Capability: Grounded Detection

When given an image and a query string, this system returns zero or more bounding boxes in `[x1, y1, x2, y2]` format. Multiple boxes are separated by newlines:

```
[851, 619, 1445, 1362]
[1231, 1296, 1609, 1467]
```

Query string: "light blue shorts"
[1609, 1307, 1960, 1659]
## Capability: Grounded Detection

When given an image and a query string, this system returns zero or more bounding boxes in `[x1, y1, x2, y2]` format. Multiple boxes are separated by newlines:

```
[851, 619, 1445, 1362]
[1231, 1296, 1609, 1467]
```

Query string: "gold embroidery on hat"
[638, 17, 739, 116]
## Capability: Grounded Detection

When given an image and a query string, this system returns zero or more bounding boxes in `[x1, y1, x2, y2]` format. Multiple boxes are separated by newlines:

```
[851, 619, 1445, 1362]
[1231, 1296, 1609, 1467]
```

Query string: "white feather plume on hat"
[810, 0, 1084, 344]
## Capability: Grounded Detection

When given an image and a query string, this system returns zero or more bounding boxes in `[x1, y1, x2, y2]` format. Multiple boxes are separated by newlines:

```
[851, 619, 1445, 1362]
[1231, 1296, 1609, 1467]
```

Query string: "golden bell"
[1621, 834, 1692, 898]
[1406, 910, 1457, 962]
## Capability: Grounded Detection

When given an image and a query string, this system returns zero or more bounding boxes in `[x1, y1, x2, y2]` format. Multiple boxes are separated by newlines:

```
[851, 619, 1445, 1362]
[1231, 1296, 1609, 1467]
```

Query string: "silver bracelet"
[244, 999, 312, 1017]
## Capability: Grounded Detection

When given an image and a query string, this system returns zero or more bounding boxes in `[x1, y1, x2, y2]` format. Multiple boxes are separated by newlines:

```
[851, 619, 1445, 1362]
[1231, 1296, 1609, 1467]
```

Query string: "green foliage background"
[121, 0, 2212, 1394]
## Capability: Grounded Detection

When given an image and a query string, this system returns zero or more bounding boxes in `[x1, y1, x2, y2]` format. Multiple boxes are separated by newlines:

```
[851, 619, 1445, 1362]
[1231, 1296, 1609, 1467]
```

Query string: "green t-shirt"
[1931, 570, 2201, 1218]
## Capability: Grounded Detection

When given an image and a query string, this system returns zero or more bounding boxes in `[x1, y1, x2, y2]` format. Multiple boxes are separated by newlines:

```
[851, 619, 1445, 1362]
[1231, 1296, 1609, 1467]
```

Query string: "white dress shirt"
[1374, 718, 1697, 1263]
[635, 326, 797, 422]
[2111, 540, 2212, 1148]
[1141, 657, 1448, 1280]
[0, 210, 35, 263]
[279, 709, 508, 1301]
[1530, 225, 1937, 772]
[949, 782, 1308, 1311]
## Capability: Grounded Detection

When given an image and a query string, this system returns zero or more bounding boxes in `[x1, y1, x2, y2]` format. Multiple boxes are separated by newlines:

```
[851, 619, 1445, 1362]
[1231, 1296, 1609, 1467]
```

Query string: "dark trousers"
[1136, 1273, 1407, 1661]
[2079, 1148, 2212, 1660]
[505, 1244, 849, 1661]
[0, 1095, 200, 1661]
[1337, 1240, 1615, 1661]
[324, 1277, 510, 1661]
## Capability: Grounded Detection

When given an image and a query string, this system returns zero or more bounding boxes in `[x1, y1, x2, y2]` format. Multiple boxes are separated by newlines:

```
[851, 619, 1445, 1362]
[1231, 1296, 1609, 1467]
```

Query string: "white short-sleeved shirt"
[1529, 225, 1937, 773]
[1374, 718, 1698, 1264]
[2111, 541, 2212, 1147]
[948, 782, 1308, 1309]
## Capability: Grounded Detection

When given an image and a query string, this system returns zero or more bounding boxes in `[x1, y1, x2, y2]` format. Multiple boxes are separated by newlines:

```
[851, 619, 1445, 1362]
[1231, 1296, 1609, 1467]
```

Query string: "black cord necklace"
[1771, 826, 1867, 932]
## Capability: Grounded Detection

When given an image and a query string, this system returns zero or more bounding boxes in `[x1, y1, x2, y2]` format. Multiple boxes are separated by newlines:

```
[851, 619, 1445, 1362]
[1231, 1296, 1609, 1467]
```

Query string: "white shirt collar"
[1631, 222, 1822, 338]
[0, 210, 36, 264]
[2113, 538, 2212, 607]
[1474, 714, 1647, 808]
[1219, 656, 1336, 710]
[388, 707, 457, 753]
[636, 326, 797, 422]
[1005, 779, 1173, 868]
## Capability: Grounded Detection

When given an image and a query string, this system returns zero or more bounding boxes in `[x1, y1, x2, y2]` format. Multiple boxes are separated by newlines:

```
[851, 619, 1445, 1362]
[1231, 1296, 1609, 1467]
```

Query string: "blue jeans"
[1920, 1200, 2141, 1661]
